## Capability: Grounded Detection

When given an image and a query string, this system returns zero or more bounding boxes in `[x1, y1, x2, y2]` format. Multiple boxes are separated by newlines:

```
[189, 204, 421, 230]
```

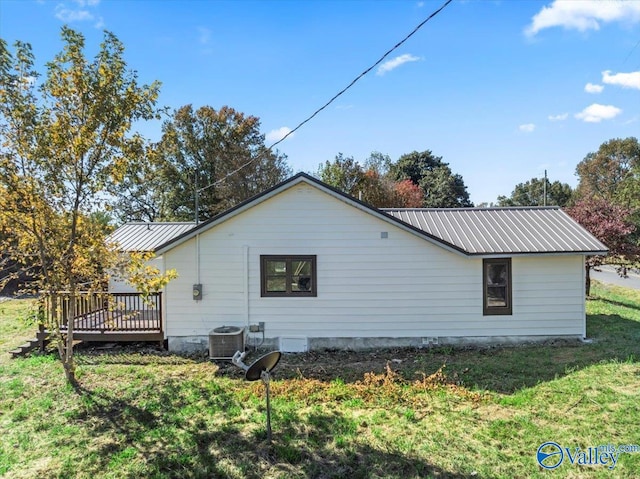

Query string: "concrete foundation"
[168, 334, 584, 354]
[168, 335, 209, 353]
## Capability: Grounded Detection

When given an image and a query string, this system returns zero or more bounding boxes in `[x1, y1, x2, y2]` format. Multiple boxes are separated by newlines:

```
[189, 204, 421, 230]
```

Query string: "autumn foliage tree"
[394, 179, 423, 208]
[0, 28, 174, 384]
[317, 151, 447, 208]
[118, 105, 291, 223]
[565, 198, 639, 296]
[389, 150, 473, 208]
[575, 137, 640, 207]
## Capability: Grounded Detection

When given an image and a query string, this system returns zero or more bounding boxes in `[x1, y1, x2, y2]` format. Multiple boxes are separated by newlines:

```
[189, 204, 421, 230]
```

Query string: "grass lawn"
[1, 282, 639, 478]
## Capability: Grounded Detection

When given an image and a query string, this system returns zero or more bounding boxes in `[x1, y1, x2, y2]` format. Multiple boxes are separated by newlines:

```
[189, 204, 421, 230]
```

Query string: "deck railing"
[42, 292, 163, 333]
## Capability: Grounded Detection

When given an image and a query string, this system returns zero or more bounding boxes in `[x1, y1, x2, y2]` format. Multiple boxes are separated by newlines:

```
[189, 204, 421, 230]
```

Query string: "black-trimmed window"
[261, 255, 317, 297]
[483, 258, 512, 315]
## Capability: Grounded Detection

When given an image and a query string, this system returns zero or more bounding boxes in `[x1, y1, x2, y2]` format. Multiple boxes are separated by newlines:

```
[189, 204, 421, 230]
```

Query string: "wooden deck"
[44, 292, 164, 342]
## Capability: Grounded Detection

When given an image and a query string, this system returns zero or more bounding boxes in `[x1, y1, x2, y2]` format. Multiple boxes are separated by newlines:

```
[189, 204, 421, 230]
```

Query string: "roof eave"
[467, 249, 609, 258]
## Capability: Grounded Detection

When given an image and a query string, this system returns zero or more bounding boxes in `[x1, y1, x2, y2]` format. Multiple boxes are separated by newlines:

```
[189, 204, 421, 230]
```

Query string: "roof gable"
[153, 172, 468, 256]
[110, 173, 606, 257]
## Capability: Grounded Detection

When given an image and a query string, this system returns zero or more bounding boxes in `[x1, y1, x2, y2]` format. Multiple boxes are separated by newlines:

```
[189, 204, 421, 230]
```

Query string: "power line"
[199, 0, 454, 194]
[621, 37, 640, 67]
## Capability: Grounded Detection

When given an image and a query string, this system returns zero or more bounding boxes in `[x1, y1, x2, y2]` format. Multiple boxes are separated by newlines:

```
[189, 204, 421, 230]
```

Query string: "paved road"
[591, 265, 640, 290]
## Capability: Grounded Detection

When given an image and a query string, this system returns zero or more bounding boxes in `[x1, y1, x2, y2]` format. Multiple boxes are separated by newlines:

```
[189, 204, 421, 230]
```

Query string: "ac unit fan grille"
[209, 327, 244, 359]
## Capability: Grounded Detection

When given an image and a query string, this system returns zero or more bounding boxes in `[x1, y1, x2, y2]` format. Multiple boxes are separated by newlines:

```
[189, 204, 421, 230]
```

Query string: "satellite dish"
[231, 350, 282, 442]
[245, 351, 281, 381]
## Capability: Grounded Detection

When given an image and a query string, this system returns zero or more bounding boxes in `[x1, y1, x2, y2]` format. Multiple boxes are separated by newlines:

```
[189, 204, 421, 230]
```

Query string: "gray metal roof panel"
[108, 222, 196, 252]
[382, 207, 608, 255]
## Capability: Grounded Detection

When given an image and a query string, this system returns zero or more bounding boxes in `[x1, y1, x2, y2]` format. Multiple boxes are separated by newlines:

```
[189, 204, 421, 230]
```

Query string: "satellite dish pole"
[232, 350, 282, 443]
[262, 369, 273, 441]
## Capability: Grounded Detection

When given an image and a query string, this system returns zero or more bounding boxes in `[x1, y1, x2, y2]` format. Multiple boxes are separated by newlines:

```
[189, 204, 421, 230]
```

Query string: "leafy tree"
[565, 198, 639, 296]
[317, 153, 364, 195]
[393, 179, 423, 208]
[142, 105, 291, 222]
[0, 28, 174, 384]
[575, 137, 640, 207]
[112, 143, 168, 223]
[317, 152, 422, 208]
[390, 150, 473, 208]
[497, 177, 573, 207]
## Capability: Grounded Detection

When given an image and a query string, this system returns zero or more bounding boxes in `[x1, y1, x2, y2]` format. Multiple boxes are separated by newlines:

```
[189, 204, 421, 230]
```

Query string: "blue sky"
[1, 0, 639, 204]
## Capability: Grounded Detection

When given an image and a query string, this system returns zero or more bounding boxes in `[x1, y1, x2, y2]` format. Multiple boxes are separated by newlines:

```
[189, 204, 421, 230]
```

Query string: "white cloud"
[525, 0, 640, 36]
[198, 27, 211, 45]
[602, 70, 640, 90]
[266, 126, 293, 144]
[519, 123, 536, 133]
[575, 103, 622, 123]
[55, 5, 93, 22]
[548, 113, 568, 121]
[584, 82, 603, 93]
[376, 54, 421, 76]
[55, 1, 101, 24]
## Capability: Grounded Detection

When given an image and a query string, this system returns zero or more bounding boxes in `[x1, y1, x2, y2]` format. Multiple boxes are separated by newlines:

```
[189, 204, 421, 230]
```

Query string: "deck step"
[9, 335, 82, 358]
[9, 338, 40, 358]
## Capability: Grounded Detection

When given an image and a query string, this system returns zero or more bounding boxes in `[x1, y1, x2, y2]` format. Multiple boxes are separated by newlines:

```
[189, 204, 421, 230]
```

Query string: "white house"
[110, 173, 607, 353]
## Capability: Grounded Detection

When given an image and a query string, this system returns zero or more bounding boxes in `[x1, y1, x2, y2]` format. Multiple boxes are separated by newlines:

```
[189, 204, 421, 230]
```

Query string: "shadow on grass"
[405, 313, 640, 394]
[72, 314, 640, 398]
[250, 313, 638, 395]
[71, 378, 476, 479]
[593, 295, 640, 312]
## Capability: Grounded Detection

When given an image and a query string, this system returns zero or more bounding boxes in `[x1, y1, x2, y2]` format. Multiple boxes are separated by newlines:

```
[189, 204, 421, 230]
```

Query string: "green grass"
[0, 299, 36, 353]
[1, 282, 639, 478]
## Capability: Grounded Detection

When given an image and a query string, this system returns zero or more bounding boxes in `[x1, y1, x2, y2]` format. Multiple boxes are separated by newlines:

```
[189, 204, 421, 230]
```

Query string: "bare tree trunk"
[63, 286, 77, 386]
[585, 264, 592, 297]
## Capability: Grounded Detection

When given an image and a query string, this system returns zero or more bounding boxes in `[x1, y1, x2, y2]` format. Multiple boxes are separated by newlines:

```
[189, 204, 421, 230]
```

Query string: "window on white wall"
[483, 258, 512, 315]
[261, 255, 317, 297]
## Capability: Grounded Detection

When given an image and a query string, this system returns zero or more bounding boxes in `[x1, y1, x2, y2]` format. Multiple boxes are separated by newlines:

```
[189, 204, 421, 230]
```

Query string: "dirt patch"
[212, 347, 441, 383]
[73, 342, 442, 382]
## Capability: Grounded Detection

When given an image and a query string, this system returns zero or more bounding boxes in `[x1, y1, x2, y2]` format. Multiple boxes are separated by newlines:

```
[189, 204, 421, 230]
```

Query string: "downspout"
[243, 245, 249, 328]
[161, 253, 167, 339]
[582, 255, 588, 340]
[196, 234, 201, 284]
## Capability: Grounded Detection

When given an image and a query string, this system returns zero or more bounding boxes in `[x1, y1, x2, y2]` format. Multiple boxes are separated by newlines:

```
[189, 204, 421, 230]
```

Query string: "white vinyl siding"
[109, 256, 165, 294]
[163, 184, 586, 341]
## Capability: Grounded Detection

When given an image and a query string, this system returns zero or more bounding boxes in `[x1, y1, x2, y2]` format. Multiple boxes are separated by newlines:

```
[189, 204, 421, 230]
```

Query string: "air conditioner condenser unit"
[209, 326, 245, 359]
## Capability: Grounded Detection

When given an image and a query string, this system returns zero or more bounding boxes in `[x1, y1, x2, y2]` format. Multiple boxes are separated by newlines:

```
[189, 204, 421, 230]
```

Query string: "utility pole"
[543, 170, 547, 207]
[195, 172, 199, 225]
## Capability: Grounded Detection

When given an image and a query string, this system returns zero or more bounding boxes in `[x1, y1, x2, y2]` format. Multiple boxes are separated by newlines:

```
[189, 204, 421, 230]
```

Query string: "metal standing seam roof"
[107, 222, 196, 252]
[113, 175, 608, 257]
[382, 207, 608, 255]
